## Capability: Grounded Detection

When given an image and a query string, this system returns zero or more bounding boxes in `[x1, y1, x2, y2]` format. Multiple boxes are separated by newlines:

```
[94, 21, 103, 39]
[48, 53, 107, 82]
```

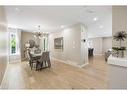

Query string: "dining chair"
[26, 50, 38, 70]
[34, 48, 42, 54]
[37, 51, 51, 70]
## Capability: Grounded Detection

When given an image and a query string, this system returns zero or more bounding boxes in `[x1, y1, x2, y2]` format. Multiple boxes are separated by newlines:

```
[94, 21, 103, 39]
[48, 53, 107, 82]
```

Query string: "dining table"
[30, 50, 50, 70]
[30, 51, 42, 60]
[31, 50, 42, 56]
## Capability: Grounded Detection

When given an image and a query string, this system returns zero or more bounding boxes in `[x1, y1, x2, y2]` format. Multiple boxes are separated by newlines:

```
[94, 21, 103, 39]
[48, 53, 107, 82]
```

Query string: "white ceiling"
[4, 6, 112, 38]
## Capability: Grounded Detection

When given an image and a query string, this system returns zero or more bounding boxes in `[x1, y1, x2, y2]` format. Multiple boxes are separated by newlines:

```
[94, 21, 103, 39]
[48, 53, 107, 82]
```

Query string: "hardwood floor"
[0, 55, 108, 89]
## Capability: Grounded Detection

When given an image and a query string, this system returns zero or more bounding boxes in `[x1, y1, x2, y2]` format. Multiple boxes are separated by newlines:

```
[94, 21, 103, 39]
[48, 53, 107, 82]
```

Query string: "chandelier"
[34, 25, 48, 39]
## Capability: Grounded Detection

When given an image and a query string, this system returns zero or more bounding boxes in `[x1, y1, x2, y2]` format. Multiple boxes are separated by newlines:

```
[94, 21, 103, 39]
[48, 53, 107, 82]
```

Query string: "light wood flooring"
[0, 55, 108, 89]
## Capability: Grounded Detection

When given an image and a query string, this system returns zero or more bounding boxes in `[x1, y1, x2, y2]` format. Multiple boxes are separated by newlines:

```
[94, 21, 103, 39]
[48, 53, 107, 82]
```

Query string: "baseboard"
[80, 62, 89, 68]
[51, 57, 67, 64]
[66, 60, 79, 67]
[94, 53, 103, 56]
[9, 60, 21, 64]
[0, 61, 9, 88]
[21, 58, 28, 61]
[51, 57, 88, 68]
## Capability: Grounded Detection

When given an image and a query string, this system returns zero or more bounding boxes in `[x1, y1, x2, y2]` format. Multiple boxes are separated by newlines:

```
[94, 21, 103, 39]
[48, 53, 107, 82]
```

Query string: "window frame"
[10, 32, 19, 55]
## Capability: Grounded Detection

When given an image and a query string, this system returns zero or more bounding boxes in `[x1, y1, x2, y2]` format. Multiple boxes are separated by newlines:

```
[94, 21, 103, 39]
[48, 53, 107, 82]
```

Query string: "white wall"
[88, 37, 112, 55]
[112, 6, 127, 57]
[102, 37, 112, 54]
[49, 24, 88, 66]
[88, 37, 103, 55]
[81, 25, 88, 65]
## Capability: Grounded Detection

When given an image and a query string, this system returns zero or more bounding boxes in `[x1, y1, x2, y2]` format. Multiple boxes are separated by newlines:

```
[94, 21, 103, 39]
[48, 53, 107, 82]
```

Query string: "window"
[40, 36, 48, 51]
[43, 37, 48, 51]
[10, 33, 18, 54]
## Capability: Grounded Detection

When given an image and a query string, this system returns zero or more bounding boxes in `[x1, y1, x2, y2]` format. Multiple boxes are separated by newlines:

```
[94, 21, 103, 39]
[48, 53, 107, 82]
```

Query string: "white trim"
[51, 57, 88, 68]
[51, 57, 67, 64]
[94, 53, 103, 56]
[9, 28, 21, 56]
[80, 62, 89, 68]
[21, 58, 27, 61]
[10, 53, 20, 56]
[9, 60, 21, 64]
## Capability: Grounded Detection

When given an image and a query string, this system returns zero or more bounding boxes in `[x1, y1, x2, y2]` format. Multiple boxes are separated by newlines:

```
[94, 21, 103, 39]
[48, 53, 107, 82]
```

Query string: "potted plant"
[112, 47, 119, 57]
[113, 31, 127, 57]
[119, 47, 126, 57]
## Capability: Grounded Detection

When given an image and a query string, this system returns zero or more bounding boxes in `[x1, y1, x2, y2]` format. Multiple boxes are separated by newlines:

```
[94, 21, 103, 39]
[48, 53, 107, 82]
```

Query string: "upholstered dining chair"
[26, 50, 38, 70]
[34, 48, 42, 54]
[36, 51, 51, 70]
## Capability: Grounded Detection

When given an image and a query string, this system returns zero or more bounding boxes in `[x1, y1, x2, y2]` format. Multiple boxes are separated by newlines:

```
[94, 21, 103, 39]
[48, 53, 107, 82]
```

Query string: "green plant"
[112, 47, 126, 51]
[112, 47, 119, 57]
[113, 31, 127, 57]
[113, 31, 127, 47]
[10, 34, 16, 54]
[119, 47, 126, 51]
[112, 47, 119, 51]
[11, 38, 16, 48]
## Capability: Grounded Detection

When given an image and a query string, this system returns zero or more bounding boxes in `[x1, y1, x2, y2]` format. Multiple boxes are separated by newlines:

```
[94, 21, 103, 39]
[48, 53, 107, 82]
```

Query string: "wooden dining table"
[30, 51, 42, 57]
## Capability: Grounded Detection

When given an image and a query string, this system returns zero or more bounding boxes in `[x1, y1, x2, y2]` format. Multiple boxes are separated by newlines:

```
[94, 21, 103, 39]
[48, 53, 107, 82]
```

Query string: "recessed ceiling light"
[61, 25, 64, 28]
[15, 8, 20, 12]
[99, 25, 103, 29]
[93, 17, 98, 21]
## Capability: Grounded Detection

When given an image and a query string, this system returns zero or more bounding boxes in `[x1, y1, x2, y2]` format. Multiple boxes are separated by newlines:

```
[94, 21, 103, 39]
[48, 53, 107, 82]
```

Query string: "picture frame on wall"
[54, 37, 63, 51]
